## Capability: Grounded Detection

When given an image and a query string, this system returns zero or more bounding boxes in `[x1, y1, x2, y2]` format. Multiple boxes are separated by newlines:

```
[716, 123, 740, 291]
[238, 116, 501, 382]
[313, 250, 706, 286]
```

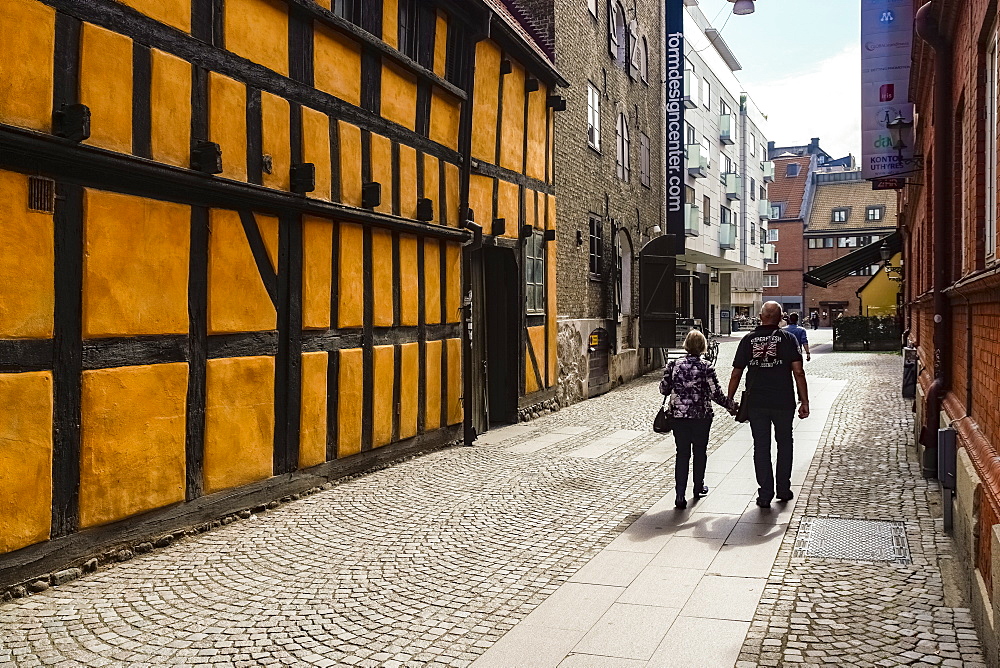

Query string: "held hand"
[798, 401, 810, 419]
[728, 402, 739, 416]
[806, 354, 811, 362]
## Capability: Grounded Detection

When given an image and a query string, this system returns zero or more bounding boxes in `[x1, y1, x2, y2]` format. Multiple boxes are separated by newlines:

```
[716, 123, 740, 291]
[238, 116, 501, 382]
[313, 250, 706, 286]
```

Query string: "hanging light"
[730, 0, 755, 15]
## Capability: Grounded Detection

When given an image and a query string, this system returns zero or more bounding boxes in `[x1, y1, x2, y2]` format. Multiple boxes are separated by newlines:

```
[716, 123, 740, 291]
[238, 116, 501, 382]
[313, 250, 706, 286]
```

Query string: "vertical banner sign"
[861, 0, 915, 179]
[665, 0, 685, 254]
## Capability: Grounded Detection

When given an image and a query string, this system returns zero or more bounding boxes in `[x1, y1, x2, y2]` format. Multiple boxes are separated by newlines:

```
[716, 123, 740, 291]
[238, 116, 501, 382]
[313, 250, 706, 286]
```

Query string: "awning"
[803, 230, 902, 288]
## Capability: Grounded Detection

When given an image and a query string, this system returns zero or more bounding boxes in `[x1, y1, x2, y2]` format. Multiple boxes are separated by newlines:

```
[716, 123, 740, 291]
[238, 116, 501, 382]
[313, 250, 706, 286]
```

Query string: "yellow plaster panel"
[371, 133, 393, 215]
[339, 121, 363, 207]
[524, 190, 537, 231]
[373, 345, 394, 447]
[0, 371, 52, 554]
[500, 61, 526, 172]
[433, 12, 448, 77]
[399, 234, 418, 326]
[299, 351, 328, 469]
[445, 162, 460, 226]
[547, 239, 557, 386]
[469, 175, 493, 233]
[381, 63, 417, 131]
[399, 342, 418, 440]
[446, 338, 462, 425]
[150, 49, 191, 168]
[444, 242, 461, 324]
[208, 209, 276, 334]
[0, 171, 54, 338]
[424, 340, 442, 431]
[424, 239, 441, 325]
[315, 26, 361, 107]
[429, 88, 460, 151]
[257, 214, 280, 273]
[338, 223, 363, 328]
[525, 325, 545, 395]
[83, 191, 190, 338]
[209, 72, 248, 181]
[497, 180, 519, 238]
[203, 356, 275, 494]
[225, 0, 288, 76]
[372, 227, 394, 327]
[79, 363, 187, 528]
[118, 0, 191, 32]
[471, 40, 500, 162]
[302, 216, 333, 330]
[382, 0, 399, 48]
[399, 144, 417, 220]
[314, 0, 331, 8]
[424, 154, 440, 223]
[80, 23, 132, 154]
[526, 86, 547, 181]
[0, 0, 54, 132]
[261, 92, 291, 191]
[547, 194, 556, 230]
[338, 348, 363, 457]
[302, 107, 332, 201]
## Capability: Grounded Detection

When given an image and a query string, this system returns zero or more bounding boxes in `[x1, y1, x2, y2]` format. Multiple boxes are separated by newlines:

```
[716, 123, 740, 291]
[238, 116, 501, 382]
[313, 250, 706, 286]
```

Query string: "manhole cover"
[792, 518, 911, 564]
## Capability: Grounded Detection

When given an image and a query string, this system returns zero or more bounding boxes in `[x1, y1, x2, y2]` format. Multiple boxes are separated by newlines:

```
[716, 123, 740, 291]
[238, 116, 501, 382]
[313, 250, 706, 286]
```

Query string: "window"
[589, 217, 603, 275]
[720, 205, 732, 226]
[703, 196, 711, 226]
[638, 36, 649, 83]
[763, 274, 779, 288]
[785, 163, 800, 177]
[750, 177, 756, 200]
[866, 206, 884, 222]
[587, 83, 601, 150]
[770, 204, 782, 219]
[767, 228, 779, 242]
[825, 237, 834, 248]
[760, 185, 767, 200]
[720, 99, 731, 116]
[639, 132, 650, 188]
[686, 122, 697, 147]
[616, 113, 630, 181]
[397, 0, 417, 59]
[988, 21, 999, 259]
[768, 251, 778, 265]
[749, 133, 756, 156]
[808, 237, 835, 249]
[588, 0, 598, 17]
[838, 236, 858, 248]
[701, 135, 712, 167]
[859, 235, 873, 246]
[609, 2, 626, 68]
[722, 154, 733, 178]
[750, 225, 756, 245]
[333, 0, 356, 22]
[703, 79, 711, 109]
[525, 233, 545, 313]
[832, 208, 849, 223]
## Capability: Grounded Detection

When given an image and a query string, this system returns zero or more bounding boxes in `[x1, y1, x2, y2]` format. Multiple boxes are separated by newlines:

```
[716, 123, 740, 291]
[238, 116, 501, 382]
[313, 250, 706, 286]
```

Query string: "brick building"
[761, 151, 815, 316]
[900, 0, 1000, 660]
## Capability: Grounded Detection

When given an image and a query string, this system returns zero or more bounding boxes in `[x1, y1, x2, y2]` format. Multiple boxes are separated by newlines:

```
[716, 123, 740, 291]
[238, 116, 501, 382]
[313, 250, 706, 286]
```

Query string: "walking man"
[728, 302, 810, 507]
[809, 311, 819, 330]
[785, 312, 811, 362]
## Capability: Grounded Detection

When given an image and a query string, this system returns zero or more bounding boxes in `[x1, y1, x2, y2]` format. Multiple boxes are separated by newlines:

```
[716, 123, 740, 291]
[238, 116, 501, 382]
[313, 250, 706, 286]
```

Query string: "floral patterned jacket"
[658, 354, 733, 419]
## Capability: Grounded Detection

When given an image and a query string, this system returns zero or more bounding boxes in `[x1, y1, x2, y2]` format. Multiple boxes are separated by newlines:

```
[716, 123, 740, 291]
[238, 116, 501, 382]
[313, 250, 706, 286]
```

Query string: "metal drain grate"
[792, 517, 911, 564]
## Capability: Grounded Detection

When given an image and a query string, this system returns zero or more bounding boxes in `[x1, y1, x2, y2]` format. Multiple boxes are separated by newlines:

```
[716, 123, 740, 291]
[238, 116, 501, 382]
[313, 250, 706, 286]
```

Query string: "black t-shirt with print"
[732, 325, 803, 410]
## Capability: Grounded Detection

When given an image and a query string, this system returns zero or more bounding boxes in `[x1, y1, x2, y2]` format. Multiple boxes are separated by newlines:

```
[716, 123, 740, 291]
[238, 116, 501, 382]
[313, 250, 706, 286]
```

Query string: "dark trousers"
[673, 418, 712, 499]
[748, 408, 795, 501]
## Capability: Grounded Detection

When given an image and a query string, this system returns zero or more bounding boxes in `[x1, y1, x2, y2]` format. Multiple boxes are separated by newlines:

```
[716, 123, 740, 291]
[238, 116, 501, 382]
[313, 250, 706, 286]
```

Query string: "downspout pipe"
[915, 1, 952, 478]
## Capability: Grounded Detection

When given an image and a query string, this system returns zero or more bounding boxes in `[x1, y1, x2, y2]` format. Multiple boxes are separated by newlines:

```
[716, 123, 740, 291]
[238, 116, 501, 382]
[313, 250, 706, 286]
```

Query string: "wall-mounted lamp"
[55, 103, 91, 142]
[886, 113, 914, 157]
[729, 0, 755, 14]
[879, 241, 904, 282]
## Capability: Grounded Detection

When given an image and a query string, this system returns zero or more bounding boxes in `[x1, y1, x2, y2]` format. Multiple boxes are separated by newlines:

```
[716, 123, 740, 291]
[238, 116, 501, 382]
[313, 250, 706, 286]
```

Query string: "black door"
[484, 246, 518, 426]
[587, 328, 611, 397]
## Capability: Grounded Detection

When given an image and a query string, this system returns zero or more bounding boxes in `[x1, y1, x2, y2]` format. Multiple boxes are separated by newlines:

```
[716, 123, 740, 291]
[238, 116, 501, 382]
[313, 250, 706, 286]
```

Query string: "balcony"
[763, 243, 776, 263]
[683, 71, 698, 109]
[719, 222, 737, 250]
[686, 144, 708, 178]
[724, 173, 742, 200]
[719, 113, 735, 145]
[685, 203, 700, 237]
[762, 160, 775, 183]
[758, 199, 771, 219]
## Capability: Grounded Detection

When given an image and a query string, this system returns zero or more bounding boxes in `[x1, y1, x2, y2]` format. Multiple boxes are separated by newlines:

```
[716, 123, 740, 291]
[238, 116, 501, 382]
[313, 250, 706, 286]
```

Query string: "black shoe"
[693, 485, 709, 499]
[675, 497, 687, 509]
[755, 497, 771, 508]
[777, 491, 794, 502]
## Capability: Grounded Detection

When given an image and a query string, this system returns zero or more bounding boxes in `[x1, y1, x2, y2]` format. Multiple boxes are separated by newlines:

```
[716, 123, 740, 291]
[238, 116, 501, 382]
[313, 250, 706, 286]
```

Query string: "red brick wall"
[763, 219, 804, 300]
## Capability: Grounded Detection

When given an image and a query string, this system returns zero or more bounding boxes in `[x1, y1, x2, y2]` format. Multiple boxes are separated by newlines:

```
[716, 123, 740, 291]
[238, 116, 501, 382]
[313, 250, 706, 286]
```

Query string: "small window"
[702, 80, 711, 109]
[525, 232, 545, 313]
[703, 196, 711, 225]
[720, 205, 732, 226]
[770, 204, 782, 219]
[767, 228, 779, 242]
[686, 122, 697, 147]
[332, 0, 357, 22]
[763, 274, 779, 288]
[639, 36, 649, 83]
[589, 217, 603, 275]
[824, 237, 834, 248]
[785, 163, 800, 177]
[838, 236, 858, 248]
[832, 208, 849, 223]
[749, 134, 756, 156]
[988, 20, 999, 259]
[866, 206, 884, 222]
[701, 135, 712, 167]
[587, 83, 601, 150]
[750, 177, 756, 200]
[609, 2, 626, 67]
[760, 185, 767, 200]
[616, 113, 630, 181]
[639, 132, 650, 188]
[768, 251, 779, 265]
[808, 238, 818, 249]
[588, 0, 598, 18]
[397, 0, 417, 59]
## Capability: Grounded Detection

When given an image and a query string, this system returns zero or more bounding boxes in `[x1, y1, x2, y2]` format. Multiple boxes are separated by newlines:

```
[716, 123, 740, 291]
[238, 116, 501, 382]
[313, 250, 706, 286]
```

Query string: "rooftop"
[806, 177, 898, 233]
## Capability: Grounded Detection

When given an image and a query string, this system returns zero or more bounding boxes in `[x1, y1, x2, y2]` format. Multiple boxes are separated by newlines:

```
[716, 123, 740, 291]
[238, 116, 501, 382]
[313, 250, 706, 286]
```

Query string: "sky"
[694, 0, 862, 160]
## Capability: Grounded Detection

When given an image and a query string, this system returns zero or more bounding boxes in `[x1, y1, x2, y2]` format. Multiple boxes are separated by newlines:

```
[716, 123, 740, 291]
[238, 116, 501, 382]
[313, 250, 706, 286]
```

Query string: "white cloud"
[742, 43, 861, 160]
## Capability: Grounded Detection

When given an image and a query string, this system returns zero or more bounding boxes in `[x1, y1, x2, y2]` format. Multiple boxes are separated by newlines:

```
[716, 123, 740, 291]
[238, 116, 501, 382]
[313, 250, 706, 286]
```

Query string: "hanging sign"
[665, 0, 686, 254]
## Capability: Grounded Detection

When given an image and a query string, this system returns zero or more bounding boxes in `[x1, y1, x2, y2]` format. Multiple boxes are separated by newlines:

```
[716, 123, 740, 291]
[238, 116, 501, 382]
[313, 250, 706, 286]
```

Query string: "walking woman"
[659, 330, 737, 509]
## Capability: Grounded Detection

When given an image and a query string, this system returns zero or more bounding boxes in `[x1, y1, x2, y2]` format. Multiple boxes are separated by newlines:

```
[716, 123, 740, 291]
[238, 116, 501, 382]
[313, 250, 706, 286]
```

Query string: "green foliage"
[833, 316, 899, 351]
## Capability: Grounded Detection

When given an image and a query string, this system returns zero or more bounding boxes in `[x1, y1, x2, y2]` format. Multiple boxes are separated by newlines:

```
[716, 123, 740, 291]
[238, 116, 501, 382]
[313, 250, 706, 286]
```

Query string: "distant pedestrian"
[660, 330, 737, 509]
[809, 311, 819, 330]
[784, 313, 811, 362]
[727, 302, 810, 508]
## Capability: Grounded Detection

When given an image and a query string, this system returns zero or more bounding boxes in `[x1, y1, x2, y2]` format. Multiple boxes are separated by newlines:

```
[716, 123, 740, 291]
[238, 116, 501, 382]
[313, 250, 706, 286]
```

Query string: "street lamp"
[729, 0, 755, 15]
[886, 112, 914, 156]
[880, 241, 903, 282]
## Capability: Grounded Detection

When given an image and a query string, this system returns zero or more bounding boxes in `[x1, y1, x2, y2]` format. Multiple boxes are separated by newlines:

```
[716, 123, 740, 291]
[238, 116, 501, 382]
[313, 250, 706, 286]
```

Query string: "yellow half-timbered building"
[0, 0, 561, 584]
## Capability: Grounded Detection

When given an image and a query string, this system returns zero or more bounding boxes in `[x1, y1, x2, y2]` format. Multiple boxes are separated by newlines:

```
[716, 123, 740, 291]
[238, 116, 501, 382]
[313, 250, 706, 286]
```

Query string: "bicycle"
[704, 332, 720, 367]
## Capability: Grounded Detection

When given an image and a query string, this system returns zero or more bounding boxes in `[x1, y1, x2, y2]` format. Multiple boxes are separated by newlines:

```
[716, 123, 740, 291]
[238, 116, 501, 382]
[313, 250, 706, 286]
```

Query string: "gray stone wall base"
[954, 447, 996, 663]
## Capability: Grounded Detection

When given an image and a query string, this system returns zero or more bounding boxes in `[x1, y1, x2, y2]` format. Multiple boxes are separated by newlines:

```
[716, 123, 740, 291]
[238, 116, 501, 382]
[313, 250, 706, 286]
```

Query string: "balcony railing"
[761, 160, 774, 183]
[683, 71, 699, 109]
[719, 222, 737, 250]
[758, 199, 771, 219]
[685, 203, 700, 237]
[686, 144, 708, 178]
[720, 114, 734, 145]
[724, 173, 742, 200]
[763, 243, 776, 262]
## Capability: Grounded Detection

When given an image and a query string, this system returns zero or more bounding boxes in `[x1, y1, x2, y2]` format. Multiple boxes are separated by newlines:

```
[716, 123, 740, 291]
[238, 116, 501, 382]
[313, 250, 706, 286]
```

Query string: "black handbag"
[653, 396, 674, 433]
[735, 391, 750, 423]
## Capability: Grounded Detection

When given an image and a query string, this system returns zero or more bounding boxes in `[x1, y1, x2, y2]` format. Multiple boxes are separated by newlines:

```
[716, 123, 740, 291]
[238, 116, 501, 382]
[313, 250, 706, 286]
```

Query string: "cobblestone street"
[0, 333, 986, 667]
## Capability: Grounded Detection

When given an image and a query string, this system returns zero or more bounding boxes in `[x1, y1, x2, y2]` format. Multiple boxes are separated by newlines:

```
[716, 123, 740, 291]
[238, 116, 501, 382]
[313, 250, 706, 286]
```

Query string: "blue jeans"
[673, 418, 712, 499]
[749, 408, 795, 501]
